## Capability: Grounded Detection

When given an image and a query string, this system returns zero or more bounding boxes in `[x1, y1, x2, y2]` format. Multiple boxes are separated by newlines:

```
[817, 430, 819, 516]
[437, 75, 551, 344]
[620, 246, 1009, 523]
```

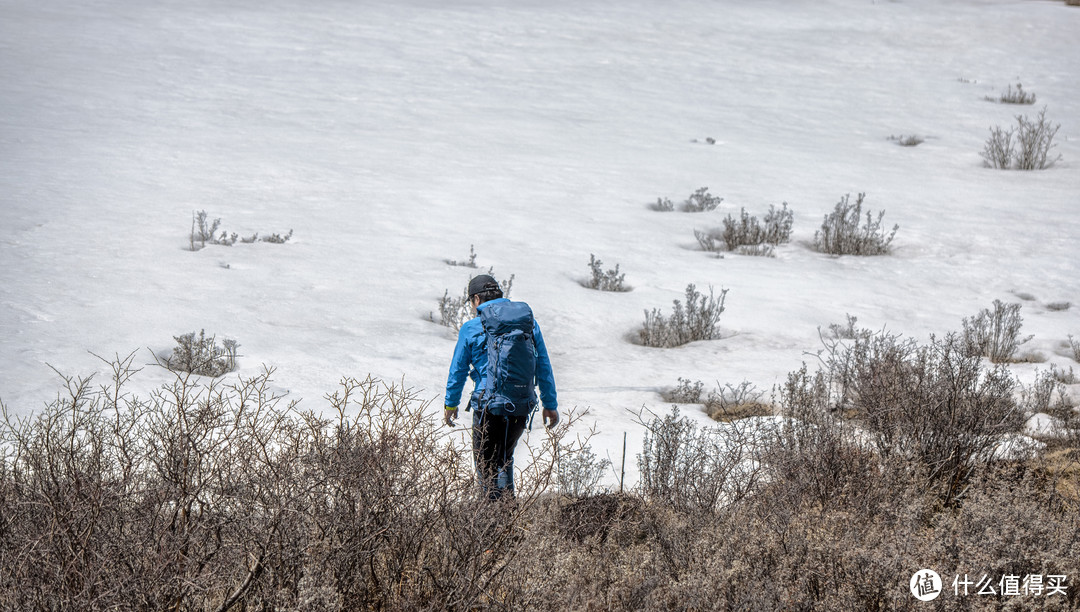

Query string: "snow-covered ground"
[2, 0, 1078, 485]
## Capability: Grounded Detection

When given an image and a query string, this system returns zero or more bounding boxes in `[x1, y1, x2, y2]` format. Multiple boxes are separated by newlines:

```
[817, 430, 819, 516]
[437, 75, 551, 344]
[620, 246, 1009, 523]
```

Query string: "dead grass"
[707, 401, 773, 422]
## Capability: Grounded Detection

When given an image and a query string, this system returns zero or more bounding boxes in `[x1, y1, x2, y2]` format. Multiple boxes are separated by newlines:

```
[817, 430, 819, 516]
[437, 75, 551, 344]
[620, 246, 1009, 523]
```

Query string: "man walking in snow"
[444, 274, 558, 501]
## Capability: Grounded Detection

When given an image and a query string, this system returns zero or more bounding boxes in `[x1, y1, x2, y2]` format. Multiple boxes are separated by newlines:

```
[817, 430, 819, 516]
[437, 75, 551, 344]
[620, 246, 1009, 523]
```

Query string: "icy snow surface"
[2, 0, 1078, 485]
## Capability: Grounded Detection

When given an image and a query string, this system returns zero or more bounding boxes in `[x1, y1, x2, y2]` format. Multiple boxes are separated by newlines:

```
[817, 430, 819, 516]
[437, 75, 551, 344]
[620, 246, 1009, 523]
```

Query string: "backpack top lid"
[480, 300, 533, 335]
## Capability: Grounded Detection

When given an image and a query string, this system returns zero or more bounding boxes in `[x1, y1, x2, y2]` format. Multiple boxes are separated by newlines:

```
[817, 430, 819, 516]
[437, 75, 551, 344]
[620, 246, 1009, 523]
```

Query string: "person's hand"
[443, 406, 458, 427]
[542, 409, 559, 429]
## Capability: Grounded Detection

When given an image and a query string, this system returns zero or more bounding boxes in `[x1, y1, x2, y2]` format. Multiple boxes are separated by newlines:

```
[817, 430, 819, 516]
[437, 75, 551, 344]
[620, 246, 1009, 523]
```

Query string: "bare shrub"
[962, 299, 1033, 363]
[693, 228, 723, 255]
[651, 197, 675, 212]
[664, 377, 704, 403]
[981, 124, 1015, 169]
[889, 134, 925, 146]
[0, 359, 589, 611]
[433, 286, 472, 331]
[584, 254, 629, 292]
[1050, 364, 1078, 385]
[1015, 107, 1062, 170]
[1022, 368, 1067, 414]
[812, 193, 897, 256]
[810, 330, 1024, 506]
[189, 211, 292, 250]
[1070, 335, 1080, 362]
[635, 407, 763, 513]
[157, 329, 239, 377]
[681, 187, 722, 212]
[986, 82, 1036, 105]
[190, 210, 221, 251]
[3, 353, 1078, 610]
[981, 107, 1062, 170]
[823, 313, 870, 341]
[1047, 301, 1071, 312]
[432, 273, 514, 331]
[260, 229, 293, 244]
[638, 284, 727, 348]
[720, 203, 793, 251]
[556, 425, 611, 499]
[445, 244, 478, 268]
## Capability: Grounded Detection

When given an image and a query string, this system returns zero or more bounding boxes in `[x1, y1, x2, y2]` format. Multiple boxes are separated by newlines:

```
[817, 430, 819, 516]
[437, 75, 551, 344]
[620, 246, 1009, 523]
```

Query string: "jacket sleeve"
[444, 326, 473, 408]
[533, 321, 558, 411]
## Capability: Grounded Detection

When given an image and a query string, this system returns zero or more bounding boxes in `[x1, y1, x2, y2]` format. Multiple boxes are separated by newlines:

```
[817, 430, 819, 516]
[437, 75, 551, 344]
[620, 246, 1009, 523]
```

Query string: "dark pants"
[472, 410, 527, 501]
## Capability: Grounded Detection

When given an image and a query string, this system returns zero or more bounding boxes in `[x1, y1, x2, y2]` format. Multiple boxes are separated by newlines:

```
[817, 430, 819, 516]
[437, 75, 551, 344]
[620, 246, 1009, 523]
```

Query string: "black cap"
[468, 274, 500, 298]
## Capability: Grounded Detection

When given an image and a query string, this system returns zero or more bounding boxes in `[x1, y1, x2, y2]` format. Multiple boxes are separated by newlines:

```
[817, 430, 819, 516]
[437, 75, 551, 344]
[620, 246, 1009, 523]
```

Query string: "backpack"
[476, 300, 538, 417]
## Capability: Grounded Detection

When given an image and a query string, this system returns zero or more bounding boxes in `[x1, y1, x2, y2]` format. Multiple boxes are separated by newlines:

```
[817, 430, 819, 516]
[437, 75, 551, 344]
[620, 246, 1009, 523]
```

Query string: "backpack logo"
[477, 301, 537, 416]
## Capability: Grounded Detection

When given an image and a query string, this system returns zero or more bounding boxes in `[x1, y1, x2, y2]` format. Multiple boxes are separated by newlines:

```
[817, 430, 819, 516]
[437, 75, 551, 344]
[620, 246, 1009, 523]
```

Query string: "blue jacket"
[444, 298, 558, 413]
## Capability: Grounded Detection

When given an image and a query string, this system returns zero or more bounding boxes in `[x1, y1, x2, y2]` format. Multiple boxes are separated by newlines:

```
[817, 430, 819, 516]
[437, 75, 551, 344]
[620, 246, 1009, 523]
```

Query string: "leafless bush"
[1022, 368, 1067, 414]
[1047, 301, 1071, 312]
[0, 358, 590, 611]
[1050, 364, 1078, 385]
[664, 377, 704, 403]
[823, 313, 870, 340]
[157, 329, 239, 377]
[986, 82, 1036, 105]
[981, 124, 1015, 169]
[1070, 335, 1080, 362]
[682, 187, 722, 212]
[433, 286, 472, 330]
[445, 244, 478, 268]
[638, 284, 727, 348]
[3, 352, 1077, 610]
[812, 193, 898, 256]
[962, 299, 1033, 363]
[650, 197, 675, 212]
[584, 254, 629, 292]
[431, 273, 514, 330]
[190, 210, 221, 251]
[693, 228, 723, 255]
[260, 229, 293, 244]
[189, 211, 292, 250]
[556, 422, 611, 499]
[635, 407, 763, 513]
[889, 134, 925, 146]
[981, 107, 1062, 170]
[720, 203, 793, 251]
[811, 330, 1024, 506]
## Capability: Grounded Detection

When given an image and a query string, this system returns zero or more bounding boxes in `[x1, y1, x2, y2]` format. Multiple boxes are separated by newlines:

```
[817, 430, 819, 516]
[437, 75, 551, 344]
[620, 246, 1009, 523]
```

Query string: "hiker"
[443, 274, 558, 501]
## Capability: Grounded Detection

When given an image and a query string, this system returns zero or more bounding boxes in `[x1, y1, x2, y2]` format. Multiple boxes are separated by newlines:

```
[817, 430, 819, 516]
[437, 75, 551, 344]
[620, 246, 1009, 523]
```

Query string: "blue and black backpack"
[475, 300, 538, 417]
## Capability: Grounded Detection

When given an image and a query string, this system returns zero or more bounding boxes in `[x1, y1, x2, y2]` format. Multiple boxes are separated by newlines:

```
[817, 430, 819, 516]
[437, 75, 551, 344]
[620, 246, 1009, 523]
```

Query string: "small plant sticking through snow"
[651, 197, 675, 212]
[434, 286, 472, 331]
[695, 203, 793, 257]
[812, 193, 897, 256]
[889, 134, 925, 147]
[682, 187, 723, 212]
[639, 284, 727, 348]
[664, 378, 705, 403]
[445, 244, 478, 268]
[1067, 335, 1080, 363]
[652, 187, 723, 212]
[961, 300, 1033, 363]
[584, 254, 629, 292]
[158, 330, 239, 377]
[189, 210, 292, 251]
[981, 107, 1061, 170]
[431, 272, 515, 331]
[824, 313, 871, 341]
[986, 82, 1036, 105]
